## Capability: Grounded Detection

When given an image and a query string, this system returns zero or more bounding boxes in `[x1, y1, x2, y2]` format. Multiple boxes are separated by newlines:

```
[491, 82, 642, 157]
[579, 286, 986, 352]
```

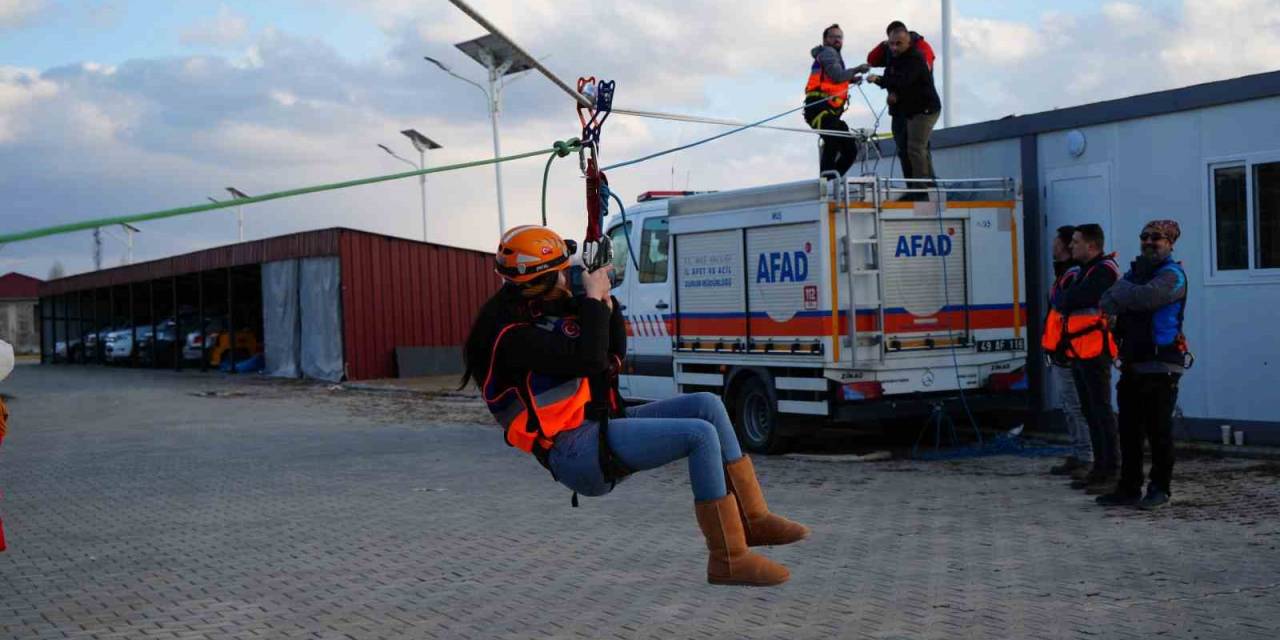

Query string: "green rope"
[0, 142, 582, 245]
[541, 137, 583, 226]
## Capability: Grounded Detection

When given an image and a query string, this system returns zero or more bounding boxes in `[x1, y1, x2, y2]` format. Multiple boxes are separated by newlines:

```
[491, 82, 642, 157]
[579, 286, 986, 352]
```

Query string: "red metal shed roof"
[39, 228, 348, 296]
[0, 272, 42, 299]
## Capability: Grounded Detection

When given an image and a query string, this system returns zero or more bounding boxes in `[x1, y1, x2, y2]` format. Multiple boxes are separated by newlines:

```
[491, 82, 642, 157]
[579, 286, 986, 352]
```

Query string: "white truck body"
[605, 177, 1029, 451]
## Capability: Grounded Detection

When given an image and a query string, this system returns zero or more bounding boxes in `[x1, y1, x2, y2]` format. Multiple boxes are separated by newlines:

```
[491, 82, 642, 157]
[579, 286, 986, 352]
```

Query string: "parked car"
[81, 332, 99, 361]
[105, 326, 152, 363]
[138, 319, 180, 367]
[183, 319, 259, 367]
[52, 338, 81, 363]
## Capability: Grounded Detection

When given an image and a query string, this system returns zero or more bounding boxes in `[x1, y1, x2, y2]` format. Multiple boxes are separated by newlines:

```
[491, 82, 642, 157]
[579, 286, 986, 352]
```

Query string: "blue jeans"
[1053, 364, 1092, 462]
[547, 392, 744, 501]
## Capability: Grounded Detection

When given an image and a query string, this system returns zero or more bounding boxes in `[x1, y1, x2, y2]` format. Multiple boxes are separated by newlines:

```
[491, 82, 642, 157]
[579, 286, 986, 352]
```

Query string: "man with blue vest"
[1097, 220, 1189, 510]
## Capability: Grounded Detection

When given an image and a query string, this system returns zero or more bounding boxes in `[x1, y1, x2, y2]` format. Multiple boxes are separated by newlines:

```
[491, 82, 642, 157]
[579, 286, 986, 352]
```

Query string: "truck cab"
[605, 192, 687, 401]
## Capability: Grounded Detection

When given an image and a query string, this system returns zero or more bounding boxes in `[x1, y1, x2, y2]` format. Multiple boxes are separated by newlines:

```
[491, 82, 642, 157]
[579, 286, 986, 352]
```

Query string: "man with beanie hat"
[1097, 220, 1189, 510]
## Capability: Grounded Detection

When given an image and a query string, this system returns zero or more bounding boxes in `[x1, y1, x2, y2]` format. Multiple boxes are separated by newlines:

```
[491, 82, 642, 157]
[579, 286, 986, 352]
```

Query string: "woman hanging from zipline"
[460, 225, 809, 586]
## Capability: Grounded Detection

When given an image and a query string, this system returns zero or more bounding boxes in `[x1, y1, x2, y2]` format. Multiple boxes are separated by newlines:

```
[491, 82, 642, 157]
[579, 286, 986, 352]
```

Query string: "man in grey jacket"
[804, 24, 864, 177]
[1096, 220, 1189, 510]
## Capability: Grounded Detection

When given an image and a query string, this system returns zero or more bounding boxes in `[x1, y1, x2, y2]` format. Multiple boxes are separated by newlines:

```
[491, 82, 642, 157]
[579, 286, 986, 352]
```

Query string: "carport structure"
[38, 228, 498, 381]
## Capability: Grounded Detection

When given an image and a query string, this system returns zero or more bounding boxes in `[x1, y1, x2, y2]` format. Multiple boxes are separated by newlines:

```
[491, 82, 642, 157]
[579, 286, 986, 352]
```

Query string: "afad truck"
[603, 176, 1029, 453]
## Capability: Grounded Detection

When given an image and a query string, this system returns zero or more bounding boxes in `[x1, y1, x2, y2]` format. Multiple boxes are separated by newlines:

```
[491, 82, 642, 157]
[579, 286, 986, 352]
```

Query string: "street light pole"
[941, 0, 952, 128]
[95, 223, 140, 267]
[379, 130, 441, 243]
[417, 146, 427, 240]
[399, 129, 442, 243]
[483, 55, 514, 234]
[426, 37, 532, 236]
[226, 187, 250, 242]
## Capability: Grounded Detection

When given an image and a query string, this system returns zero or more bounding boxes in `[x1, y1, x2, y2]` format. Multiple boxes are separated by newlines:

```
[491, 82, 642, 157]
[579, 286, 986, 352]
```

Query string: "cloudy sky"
[1, 0, 1277, 280]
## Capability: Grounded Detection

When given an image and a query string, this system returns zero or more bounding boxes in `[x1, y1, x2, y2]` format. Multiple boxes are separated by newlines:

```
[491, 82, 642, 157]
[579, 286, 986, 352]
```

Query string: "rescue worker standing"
[864, 21, 936, 71]
[861, 21, 935, 183]
[1044, 226, 1093, 477]
[1047, 223, 1120, 494]
[805, 24, 864, 177]
[866, 26, 941, 199]
[1097, 220, 1189, 510]
[461, 226, 808, 587]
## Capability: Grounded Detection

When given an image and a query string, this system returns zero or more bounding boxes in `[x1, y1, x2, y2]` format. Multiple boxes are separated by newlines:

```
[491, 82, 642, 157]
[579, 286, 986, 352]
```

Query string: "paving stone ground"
[1, 365, 1278, 640]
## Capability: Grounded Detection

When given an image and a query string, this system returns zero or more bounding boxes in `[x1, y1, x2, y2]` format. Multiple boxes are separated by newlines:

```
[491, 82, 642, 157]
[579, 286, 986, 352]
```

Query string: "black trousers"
[806, 105, 857, 176]
[1117, 371, 1181, 495]
[1072, 358, 1119, 475]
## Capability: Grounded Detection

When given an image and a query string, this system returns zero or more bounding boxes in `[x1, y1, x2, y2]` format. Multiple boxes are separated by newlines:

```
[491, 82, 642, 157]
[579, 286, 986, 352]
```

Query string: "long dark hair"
[459, 271, 564, 391]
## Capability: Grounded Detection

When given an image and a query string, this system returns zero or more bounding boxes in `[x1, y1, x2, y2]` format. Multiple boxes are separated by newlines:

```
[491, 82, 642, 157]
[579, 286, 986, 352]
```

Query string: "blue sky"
[1, 1, 1184, 70]
[0, 2, 385, 67]
[0, 0, 1275, 280]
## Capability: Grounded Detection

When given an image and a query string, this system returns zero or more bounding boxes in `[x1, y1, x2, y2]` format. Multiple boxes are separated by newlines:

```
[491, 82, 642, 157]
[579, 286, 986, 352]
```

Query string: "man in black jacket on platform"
[867, 25, 941, 200]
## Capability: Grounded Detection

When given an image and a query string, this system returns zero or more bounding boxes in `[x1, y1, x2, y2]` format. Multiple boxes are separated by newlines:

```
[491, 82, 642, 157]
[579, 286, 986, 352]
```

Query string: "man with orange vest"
[804, 23, 865, 177]
[1046, 223, 1120, 494]
[462, 226, 808, 586]
[1044, 226, 1093, 478]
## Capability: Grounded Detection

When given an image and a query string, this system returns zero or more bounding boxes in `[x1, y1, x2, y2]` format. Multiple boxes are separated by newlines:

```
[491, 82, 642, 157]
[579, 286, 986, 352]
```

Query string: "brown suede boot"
[694, 495, 790, 586]
[724, 456, 810, 547]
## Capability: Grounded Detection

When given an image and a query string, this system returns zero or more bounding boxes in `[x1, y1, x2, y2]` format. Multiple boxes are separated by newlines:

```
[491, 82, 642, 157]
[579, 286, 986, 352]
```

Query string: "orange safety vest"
[483, 323, 593, 454]
[805, 56, 849, 111]
[1041, 259, 1119, 360]
[1042, 308, 1118, 360]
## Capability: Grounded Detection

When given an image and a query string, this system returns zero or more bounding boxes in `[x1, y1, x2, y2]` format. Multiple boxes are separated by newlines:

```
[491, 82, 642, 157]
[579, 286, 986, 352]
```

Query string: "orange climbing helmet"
[494, 225, 577, 284]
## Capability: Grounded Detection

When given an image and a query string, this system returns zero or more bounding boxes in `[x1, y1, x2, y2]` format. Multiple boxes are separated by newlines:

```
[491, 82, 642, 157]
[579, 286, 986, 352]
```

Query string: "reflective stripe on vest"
[482, 323, 593, 454]
[805, 58, 849, 111]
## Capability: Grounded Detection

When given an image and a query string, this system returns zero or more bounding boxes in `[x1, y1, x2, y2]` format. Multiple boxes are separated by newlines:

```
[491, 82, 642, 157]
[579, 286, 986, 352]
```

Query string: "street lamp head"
[207, 197, 220, 204]
[454, 34, 534, 76]
[226, 187, 250, 200]
[401, 129, 442, 152]
[121, 223, 141, 233]
[423, 56, 452, 73]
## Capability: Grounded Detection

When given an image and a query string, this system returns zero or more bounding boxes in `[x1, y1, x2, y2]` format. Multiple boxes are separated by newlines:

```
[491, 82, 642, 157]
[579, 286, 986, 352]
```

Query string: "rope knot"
[552, 138, 582, 157]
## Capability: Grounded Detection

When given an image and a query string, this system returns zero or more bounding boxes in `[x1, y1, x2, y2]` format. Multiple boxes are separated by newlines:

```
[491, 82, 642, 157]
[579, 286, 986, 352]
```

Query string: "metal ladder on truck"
[824, 173, 887, 366]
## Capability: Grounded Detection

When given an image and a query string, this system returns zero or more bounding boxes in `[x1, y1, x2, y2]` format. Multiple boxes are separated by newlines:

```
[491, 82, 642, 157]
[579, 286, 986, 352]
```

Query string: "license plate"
[975, 338, 1026, 353]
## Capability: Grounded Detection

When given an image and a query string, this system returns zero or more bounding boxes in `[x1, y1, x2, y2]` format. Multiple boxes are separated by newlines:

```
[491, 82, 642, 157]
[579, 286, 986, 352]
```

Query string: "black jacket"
[1052, 254, 1119, 313]
[878, 47, 941, 117]
[494, 295, 627, 419]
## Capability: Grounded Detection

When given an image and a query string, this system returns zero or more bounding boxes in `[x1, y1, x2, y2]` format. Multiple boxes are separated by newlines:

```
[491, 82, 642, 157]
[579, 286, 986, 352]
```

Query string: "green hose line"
[541, 137, 583, 226]
[0, 143, 578, 245]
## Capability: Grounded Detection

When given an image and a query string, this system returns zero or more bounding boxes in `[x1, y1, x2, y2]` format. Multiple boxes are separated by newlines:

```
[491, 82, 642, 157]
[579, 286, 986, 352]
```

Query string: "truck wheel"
[733, 376, 788, 455]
